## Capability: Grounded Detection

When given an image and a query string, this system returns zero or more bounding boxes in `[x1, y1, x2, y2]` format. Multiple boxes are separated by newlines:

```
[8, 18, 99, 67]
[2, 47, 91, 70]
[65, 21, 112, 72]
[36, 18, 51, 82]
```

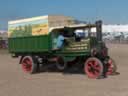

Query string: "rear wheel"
[21, 56, 38, 74]
[84, 57, 103, 79]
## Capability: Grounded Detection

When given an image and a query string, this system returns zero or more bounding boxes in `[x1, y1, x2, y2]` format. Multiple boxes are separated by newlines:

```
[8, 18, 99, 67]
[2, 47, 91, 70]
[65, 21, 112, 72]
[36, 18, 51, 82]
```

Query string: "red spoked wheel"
[21, 56, 37, 74]
[107, 58, 117, 75]
[84, 57, 103, 79]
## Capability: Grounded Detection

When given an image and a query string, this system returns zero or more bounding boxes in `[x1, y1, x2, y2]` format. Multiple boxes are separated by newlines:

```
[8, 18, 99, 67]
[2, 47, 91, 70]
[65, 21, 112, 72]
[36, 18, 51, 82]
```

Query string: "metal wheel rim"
[107, 59, 115, 75]
[85, 59, 102, 78]
[22, 57, 32, 73]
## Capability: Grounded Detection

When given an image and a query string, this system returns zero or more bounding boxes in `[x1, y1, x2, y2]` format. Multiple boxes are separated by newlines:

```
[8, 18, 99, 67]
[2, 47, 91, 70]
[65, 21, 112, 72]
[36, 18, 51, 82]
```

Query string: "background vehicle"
[8, 15, 117, 79]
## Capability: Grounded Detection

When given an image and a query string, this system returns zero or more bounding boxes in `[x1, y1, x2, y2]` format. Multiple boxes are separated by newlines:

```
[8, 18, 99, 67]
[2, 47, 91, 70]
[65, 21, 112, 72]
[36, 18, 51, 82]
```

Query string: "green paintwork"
[8, 35, 51, 53]
[64, 38, 90, 51]
[8, 32, 98, 62]
[8, 17, 100, 63]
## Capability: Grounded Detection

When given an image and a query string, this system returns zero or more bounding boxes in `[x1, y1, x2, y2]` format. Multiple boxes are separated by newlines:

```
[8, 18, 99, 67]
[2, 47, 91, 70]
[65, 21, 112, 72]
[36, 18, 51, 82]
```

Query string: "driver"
[56, 32, 65, 49]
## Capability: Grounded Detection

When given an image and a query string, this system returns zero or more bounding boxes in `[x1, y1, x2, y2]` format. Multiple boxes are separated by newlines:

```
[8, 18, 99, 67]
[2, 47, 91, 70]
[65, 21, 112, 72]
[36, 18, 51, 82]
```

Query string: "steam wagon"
[8, 15, 117, 79]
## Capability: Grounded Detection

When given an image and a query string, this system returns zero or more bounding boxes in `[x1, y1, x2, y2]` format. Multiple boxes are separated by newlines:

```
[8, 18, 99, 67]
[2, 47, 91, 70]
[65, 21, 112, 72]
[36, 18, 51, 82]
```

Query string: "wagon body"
[8, 15, 75, 53]
[8, 35, 50, 53]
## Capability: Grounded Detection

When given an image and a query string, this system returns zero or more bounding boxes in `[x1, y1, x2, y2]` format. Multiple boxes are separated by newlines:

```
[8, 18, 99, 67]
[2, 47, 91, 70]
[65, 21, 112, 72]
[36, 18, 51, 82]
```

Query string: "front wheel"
[107, 58, 117, 75]
[21, 56, 38, 74]
[84, 57, 103, 79]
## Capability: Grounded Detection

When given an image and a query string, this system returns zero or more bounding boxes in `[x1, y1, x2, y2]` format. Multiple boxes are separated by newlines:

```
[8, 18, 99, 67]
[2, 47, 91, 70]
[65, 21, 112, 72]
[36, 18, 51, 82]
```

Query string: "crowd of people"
[0, 40, 8, 49]
[102, 32, 128, 44]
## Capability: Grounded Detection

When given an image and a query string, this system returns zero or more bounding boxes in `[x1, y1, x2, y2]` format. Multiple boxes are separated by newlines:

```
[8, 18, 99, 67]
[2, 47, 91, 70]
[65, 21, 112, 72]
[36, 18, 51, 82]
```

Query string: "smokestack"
[96, 20, 102, 41]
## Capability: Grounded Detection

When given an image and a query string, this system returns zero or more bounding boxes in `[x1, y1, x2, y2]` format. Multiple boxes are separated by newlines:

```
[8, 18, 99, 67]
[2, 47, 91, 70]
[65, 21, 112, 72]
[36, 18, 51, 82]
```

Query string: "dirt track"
[0, 44, 128, 96]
